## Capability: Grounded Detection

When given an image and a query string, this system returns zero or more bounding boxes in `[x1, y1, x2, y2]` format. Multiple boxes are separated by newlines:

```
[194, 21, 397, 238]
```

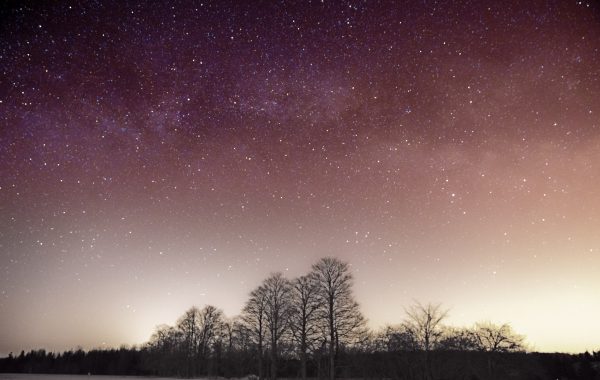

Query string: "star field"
[1, 1, 600, 354]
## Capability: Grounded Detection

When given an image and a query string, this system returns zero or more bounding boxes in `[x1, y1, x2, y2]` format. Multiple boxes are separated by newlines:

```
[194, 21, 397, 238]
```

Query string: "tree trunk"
[329, 339, 335, 380]
[258, 334, 263, 380]
[329, 294, 335, 380]
[271, 337, 278, 380]
[300, 339, 307, 380]
[317, 342, 323, 380]
[425, 350, 430, 380]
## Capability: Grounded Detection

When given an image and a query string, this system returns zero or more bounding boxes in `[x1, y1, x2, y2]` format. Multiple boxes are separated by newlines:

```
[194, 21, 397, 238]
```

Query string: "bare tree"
[471, 322, 525, 378]
[176, 306, 202, 376]
[311, 257, 366, 380]
[472, 322, 524, 353]
[148, 324, 182, 352]
[290, 274, 321, 380]
[403, 302, 448, 352]
[403, 302, 448, 380]
[198, 305, 224, 354]
[263, 272, 293, 380]
[222, 318, 236, 355]
[197, 305, 225, 374]
[232, 318, 253, 353]
[242, 284, 268, 380]
[147, 324, 184, 375]
[173, 305, 226, 376]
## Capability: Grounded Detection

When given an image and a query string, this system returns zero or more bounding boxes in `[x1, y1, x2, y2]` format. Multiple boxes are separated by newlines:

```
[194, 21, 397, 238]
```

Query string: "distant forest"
[1, 257, 599, 380]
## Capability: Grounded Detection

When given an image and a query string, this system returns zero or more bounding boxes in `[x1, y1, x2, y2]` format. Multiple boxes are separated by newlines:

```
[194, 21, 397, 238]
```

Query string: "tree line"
[1, 257, 599, 380]
[144, 257, 368, 379]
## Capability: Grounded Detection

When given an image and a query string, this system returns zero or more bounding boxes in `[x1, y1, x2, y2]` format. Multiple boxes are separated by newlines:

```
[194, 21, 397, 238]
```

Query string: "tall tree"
[311, 257, 366, 380]
[403, 302, 448, 380]
[242, 284, 268, 379]
[263, 273, 293, 380]
[176, 306, 202, 376]
[197, 305, 225, 374]
[148, 324, 182, 352]
[290, 274, 321, 380]
[403, 302, 448, 352]
[147, 324, 184, 375]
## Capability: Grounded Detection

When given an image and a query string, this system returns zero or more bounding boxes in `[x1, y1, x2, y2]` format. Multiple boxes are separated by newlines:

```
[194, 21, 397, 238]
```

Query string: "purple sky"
[1, 0, 599, 355]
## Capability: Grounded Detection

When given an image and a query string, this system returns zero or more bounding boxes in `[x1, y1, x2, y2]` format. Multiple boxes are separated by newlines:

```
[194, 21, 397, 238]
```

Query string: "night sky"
[1, 0, 599, 355]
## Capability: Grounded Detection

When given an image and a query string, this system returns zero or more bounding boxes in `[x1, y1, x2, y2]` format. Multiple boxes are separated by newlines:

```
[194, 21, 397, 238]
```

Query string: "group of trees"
[381, 303, 524, 353]
[143, 257, 527, 379]
[0, 348, 143, 376]
[146, 257, 368, 379]
[2, 257, 598, 379]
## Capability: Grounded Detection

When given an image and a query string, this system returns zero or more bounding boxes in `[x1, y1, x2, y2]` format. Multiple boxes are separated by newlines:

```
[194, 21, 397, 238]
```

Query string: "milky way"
[1, 1, 599, 354]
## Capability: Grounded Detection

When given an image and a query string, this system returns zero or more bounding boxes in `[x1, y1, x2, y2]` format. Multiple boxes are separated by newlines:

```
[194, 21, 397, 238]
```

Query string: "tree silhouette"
[263, 273, 293, 380]
[196, 305, 225, 375]
[403, 302, 448, 380]
[472, 322, 525, 353]
[311, 257, 366, 380]
[4, 257, 586, 380]
[290, 274, 322, 380]
[176, 306, 202, 376]
[242, 283, 268, 379]
[471, 321, 526, 379]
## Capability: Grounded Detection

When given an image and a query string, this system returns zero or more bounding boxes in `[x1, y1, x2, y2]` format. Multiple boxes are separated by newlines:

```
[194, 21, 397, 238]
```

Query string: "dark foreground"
[1, 349, 600, 380]
[0, 375, 177, 380]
